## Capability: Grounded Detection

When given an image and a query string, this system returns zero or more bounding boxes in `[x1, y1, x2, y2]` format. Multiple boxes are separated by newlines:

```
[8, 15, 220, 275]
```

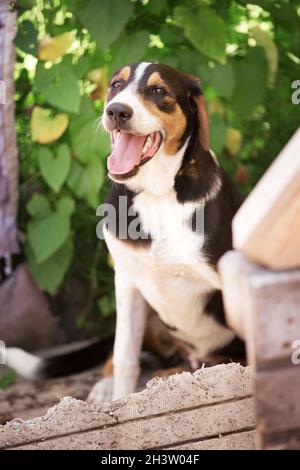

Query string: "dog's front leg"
[112, 268, 147, 400]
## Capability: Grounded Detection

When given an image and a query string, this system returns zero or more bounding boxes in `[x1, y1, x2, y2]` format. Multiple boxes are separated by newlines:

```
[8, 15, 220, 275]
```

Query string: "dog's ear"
[187, 75, 210, 151]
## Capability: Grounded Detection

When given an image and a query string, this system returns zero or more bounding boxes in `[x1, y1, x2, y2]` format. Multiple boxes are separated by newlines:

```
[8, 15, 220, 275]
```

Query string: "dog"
[5, 62, 244, 403]
[88, 61, 245, 402]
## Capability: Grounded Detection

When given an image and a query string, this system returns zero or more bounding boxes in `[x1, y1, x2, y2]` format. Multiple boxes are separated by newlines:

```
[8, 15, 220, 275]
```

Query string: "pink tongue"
[108, 132, 146, 175]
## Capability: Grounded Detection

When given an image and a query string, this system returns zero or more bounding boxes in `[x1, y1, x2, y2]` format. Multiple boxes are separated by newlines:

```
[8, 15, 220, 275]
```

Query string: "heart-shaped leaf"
[15, 20, 38, 55]
[67, 155, 104, 208]
[57, 196, 75, 216]
[38, 32, 74, 61]
[78, 0, 133, 50]
[35, 63, 81, 114]
[26, 194, 51, 219]
[174, 5, 227, 63]
[31, 107, 68, 144]
[37, 144, 71, 193]
[27, 196, 74, 263]
[26, 238, 73, 294]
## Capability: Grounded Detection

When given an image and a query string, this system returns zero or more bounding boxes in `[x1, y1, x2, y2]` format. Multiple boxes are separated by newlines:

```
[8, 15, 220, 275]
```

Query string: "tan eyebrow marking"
[146, 72, 171, 93]
[114, 65, 131, 82]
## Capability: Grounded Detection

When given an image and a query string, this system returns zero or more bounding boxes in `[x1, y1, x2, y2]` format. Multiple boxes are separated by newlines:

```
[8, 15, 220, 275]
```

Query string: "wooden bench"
[219, 128, 300, 450]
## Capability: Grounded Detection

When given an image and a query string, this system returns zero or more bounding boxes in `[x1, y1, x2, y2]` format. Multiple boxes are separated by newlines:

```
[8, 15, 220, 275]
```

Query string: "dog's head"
[102, 62, 210, 193]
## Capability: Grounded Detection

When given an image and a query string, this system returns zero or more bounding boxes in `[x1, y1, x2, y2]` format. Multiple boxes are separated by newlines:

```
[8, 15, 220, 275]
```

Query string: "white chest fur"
[104, 190, 234, 357]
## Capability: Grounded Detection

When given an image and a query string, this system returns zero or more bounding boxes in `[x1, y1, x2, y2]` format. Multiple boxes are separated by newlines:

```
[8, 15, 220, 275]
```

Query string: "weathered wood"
[256, 368, 300, 433]
[219, 251, 300, 449]
[171, 430, 256, 450]
[0, 363, 255, 450]
[14, 398, 254, 450]
[0, 0, 19, 259]
[219, 251, 300, 367]
[258, 429, 300, 450]
[232, 128, 300, 270]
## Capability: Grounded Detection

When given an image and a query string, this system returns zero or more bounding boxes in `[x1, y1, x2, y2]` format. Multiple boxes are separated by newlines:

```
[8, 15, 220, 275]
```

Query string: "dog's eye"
[153, 86, 165, 95]
[112, 81, 122, 89]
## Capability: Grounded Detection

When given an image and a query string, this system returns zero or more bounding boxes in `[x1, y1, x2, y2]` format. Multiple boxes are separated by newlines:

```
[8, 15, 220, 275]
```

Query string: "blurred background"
[0, 0, 299, 389]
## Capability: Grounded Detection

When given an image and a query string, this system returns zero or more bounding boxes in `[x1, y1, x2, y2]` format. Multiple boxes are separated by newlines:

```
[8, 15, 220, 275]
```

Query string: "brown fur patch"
[140, 97, 187, 155]
[105, 66, 131, 105]
[102, 355, 114, 377]
[143, 73, 187, 154]
[115, 65, 131, 82]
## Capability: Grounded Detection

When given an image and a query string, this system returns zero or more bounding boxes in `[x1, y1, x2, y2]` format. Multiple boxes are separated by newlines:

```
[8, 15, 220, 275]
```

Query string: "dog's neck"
[122, 139, 188, 198]
[117, 130, 221, 204]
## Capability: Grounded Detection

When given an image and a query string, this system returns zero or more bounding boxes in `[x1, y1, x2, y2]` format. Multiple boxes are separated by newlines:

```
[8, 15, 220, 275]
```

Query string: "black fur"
[105, 183, 151, 247]
[204, 289, 226, 327]
[37, 337, 114, 379]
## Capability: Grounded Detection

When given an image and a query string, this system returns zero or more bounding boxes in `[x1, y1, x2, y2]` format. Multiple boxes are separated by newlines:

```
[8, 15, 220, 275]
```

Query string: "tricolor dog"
[6, 62, 244, 403]
[90, 61, 244, 401]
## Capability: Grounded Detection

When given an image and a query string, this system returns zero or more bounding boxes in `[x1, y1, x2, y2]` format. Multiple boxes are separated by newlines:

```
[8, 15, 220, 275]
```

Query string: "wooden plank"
[0, 363, 252, 449]
[170, 430, 256, 450]
[256, 368, 300, 434]
[258, 429, 300, 450]
[218, 251, 257, 341]
[219, 251, 300, 449]
[233, 128, 300, 270]
[219, 251, 300, 365]
[14, 398, 254, 450]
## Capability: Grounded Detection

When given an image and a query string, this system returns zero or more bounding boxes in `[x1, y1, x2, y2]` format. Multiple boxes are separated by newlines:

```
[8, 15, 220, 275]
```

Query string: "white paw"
[87, 377, 113, 404]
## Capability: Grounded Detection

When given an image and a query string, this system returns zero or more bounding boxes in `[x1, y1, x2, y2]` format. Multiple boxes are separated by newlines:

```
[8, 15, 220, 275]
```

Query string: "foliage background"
[15, 0, 300, 339]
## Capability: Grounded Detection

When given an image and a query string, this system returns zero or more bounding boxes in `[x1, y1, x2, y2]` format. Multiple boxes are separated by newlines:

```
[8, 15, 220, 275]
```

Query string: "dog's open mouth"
[108, 130, 163, 178]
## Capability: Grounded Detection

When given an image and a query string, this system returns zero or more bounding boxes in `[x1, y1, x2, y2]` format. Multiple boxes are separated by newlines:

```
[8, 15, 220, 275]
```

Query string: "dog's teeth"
[142, 136, 153, 154]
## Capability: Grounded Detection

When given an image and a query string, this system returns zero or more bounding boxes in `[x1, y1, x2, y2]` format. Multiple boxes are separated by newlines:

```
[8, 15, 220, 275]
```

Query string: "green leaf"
[174, 5, 227, 63]
[145, 0, 166, 16]
[26, 238, 73, 294]
[97, 295, 115, 318]
[197, 64, 212, 83]
[211, 63, 235, 99]
[57, 196, 75, 216]
[251, 26, 278, 88]
[78, 0, 133, 50]
[160, 25, 184, 47]
[70, 97, 110, 163]
[230, 48, 267, 119]
[35, 63, 81, 114]
[109, 31, 149, 73]
[15, 20, 38, 55]
[0, 370, 16, 389]
[27, 200, 73, 263]
[67, 156, 104, 209]
[26, 194, 51, 219]
[74, 55, 91, 79]
[37, 144, 71, 193]
[210, 114, 227, 155]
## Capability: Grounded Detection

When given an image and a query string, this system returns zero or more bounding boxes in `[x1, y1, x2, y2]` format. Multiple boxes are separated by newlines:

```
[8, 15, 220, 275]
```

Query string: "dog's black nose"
[106, 103, 133, 125]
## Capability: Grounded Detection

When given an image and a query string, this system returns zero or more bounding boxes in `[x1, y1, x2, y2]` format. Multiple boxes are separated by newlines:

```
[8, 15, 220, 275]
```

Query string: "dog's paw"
[87, 377, 113, 404]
